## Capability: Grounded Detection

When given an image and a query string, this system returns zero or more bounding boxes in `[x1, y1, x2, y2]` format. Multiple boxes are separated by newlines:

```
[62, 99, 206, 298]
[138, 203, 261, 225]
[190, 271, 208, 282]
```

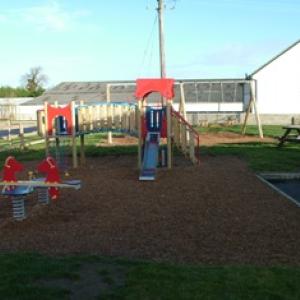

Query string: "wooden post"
[179, 82, 189, 142]
[242, 79, 263, 138]
[78, 100, 84, 132]
[19, 123, 25, 150]
[53, 101, 59, 160]
[181, 124, 187, 155]
[71, 101, 78, 168]
[96, 104, 104, 130]
[88, 106, 93, 131]
[251, 80, 264, 139]
[189, 130, 195, 163]
[138, 100, 142, 169]
[173, 117, 180, 146]
[116, 105, 122, 130]
[179, 82, 187, 119]
[106, 104, 112, 132]
[44, 102, 49, 156]
[157, 0, 166, 79]
[242, 98, 252, 135]
[106, 84, 112, 144]
[129, 106, 134, 133]
[166, 101, 172, 169]
[7, 119, 11, 142]
[80, 134, 85, 165]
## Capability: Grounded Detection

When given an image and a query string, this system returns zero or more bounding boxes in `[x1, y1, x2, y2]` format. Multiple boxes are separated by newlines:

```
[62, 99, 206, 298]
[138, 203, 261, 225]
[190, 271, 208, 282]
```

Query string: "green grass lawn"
[0, 253, 299, 300]
[0, 130, 299, 299]
[1, 133, 300, 172]
[197, 124, 285, 138]
[201, 142, 300, 172]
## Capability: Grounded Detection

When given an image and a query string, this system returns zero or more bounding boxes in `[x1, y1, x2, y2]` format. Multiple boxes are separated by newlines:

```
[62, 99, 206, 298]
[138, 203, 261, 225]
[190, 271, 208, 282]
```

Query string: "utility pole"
[157, 0, 166, 78]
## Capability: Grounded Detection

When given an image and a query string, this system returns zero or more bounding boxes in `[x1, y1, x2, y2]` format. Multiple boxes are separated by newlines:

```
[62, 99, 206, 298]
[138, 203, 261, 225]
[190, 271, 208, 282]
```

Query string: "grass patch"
[201, 142, 300, 172]
[1, 141, 300, 173]
[0, 253, 299, 300]
[104, 262, 300, 300]
[85, 145, 137, 157]
[1, 130, 299, 173]
[0, 148, 45, 163]
[197, 125, 285, 138]
[98, 268, 116, 285]
[0, 253, 80, 300]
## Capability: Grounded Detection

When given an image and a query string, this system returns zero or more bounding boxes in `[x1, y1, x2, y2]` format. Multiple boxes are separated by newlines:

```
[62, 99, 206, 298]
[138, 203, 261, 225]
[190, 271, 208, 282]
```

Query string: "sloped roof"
[25, 78, 248, 105]
[251, 39, 300, 76]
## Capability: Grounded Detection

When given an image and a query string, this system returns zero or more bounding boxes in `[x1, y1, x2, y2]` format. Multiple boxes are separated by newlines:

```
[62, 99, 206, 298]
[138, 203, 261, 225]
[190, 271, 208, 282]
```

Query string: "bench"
[278, 125, 300, 147]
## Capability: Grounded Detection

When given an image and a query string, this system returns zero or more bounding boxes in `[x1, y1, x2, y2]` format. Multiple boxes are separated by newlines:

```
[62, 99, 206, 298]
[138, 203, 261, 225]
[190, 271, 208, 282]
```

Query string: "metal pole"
[157, 0, 166, 78]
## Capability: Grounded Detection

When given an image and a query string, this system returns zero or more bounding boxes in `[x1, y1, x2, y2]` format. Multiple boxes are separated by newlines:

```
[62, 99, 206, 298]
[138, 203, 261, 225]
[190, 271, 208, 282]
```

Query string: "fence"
[0, 119, 41, 152]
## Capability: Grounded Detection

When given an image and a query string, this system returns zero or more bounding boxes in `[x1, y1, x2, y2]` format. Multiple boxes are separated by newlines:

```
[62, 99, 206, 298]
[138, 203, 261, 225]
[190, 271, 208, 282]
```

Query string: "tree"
[21, 66, 48, 97]
[0, 86, 32, 97]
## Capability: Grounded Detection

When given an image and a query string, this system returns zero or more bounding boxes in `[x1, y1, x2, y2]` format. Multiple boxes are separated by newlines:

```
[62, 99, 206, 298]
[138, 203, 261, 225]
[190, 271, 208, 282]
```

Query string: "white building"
[0, 97, 42, 120]
[251, 40, 300, 124]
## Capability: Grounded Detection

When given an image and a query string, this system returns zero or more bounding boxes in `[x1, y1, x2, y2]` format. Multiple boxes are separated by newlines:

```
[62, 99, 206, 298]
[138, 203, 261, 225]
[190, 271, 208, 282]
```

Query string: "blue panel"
[145, 107, 166, 132]
[1, 185, 34, 196]
[139, 132, 160, 181]
[64, 180, 81, 186]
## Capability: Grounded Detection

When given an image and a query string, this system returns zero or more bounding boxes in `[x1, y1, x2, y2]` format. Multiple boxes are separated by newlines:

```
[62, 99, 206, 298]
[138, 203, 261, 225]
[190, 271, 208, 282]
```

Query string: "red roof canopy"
[135, 78, 175, 100]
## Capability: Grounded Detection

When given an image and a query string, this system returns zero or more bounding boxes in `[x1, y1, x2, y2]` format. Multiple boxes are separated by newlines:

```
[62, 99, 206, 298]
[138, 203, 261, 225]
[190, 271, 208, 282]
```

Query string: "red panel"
[160, 115, 167, 138]
[135, 78, 174, 100]
[141, 116, 147, 139]
[47, 103, 73, 135]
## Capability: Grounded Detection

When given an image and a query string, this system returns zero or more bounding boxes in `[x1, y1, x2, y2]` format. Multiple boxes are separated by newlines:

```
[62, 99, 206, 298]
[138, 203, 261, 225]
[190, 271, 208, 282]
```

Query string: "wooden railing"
[171, 108, 200, 164]
[0, 119, 40, 151]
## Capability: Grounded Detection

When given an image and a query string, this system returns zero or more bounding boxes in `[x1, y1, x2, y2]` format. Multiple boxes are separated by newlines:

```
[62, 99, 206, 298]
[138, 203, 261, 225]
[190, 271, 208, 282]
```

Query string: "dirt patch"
[0, 155, 299, 266]
[199, 132, 275, 146]
[97, 132, 275, 147]
[97, 135, 138, 146]
[36, 262, 125, 300]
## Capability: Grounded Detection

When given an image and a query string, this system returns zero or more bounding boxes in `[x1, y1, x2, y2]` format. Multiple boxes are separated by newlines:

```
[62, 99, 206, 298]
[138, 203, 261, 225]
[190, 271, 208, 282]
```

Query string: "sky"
[0, 0, 299, 88]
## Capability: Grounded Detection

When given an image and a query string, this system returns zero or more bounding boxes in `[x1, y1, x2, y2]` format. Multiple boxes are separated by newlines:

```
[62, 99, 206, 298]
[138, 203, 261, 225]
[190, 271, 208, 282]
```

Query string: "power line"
[138, 14, 158, 77]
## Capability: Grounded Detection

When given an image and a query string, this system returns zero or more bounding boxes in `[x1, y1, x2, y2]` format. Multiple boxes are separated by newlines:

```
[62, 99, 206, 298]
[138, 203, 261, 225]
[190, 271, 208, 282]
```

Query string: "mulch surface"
[199, 131, 275, 145]
[98, 132, 275, 147]
[0, 153, 299, 266]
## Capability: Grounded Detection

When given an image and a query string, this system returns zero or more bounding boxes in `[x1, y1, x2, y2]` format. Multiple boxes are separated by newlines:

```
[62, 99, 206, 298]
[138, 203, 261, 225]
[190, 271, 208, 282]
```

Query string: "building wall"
[0, 97, 41, 120]
[185, 112, 300, 126]
[253, 43, 300, 114]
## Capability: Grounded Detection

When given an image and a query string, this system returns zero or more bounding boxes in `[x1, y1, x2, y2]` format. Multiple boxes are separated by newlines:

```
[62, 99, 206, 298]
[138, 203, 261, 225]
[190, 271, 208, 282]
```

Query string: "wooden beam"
[71, 101, 78, 168]
[242, 79, 264, 138]
[249, 80, 264, 138]
[242, 97, 252, 135]
[80, 134, 85, 165]
[0, 181, 81, 190]
[137, 100, 142, 169]
[106, 84, 112, 144]
[44, 102, 49, 156]
[166, 101, 172, 169]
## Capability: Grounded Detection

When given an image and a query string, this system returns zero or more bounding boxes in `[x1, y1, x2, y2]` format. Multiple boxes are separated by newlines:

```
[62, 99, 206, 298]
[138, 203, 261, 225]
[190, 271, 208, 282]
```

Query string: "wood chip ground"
[0, 149, 299, 266]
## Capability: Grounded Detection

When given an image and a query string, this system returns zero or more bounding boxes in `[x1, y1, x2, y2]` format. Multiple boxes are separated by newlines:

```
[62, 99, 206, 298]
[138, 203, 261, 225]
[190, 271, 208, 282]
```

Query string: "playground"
[0, 152, 299, 266]
[0, 78, 299, 265]
[0, 79, 299, 298]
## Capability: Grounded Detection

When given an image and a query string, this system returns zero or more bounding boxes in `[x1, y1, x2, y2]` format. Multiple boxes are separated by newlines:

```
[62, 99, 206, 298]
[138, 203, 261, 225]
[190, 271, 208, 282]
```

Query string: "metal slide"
[139, 132, 160, 181]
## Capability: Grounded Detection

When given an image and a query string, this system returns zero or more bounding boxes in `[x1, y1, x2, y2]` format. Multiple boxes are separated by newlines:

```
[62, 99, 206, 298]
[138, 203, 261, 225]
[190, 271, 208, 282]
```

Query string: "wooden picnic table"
[278, 125, 300, 147]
